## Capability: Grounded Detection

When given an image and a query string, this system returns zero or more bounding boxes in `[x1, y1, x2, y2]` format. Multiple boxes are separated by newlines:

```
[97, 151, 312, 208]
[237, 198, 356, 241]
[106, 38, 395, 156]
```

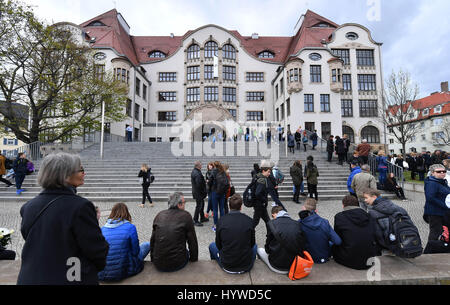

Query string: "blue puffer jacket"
[98, 219, 143, 281]
[347, 166, 362, 193]
[424, 176, 450, 217]
[299, 212, 342, 264]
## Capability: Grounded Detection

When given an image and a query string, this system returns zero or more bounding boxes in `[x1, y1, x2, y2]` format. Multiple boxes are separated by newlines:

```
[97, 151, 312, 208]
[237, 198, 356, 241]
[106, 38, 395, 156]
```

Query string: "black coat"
[326, 139, 335, 153]
[344, 139, 351, 152]
[13, 157, 28, 175]
[265, 215, 306, 271]
[335, 138, 346, 154]
[332, 207, 378, 270]
[191, 168, 207, 200]
[17, 188, 109, 285]
[216, 211, 255, 272]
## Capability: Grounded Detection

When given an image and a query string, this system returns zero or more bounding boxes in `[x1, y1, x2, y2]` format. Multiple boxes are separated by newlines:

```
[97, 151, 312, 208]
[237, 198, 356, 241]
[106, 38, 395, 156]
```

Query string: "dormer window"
[148, 51, 166, 58]
[258, 51, 275, 59]
[422, 108, 429, 116]
[434, 105, 442, 113]
[87, 20, 106, 27]
[313, 22, 332, 28]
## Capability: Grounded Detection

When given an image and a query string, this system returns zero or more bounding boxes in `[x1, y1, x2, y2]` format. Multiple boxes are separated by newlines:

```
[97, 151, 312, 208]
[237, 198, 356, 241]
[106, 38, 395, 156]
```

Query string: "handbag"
[288, 251, 314, 281]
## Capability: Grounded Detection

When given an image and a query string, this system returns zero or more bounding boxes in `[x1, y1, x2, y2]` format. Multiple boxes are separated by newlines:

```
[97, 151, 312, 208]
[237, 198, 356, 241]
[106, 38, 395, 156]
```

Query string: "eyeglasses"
[434, 170, 446, 174]
[78, 167, 85, 173]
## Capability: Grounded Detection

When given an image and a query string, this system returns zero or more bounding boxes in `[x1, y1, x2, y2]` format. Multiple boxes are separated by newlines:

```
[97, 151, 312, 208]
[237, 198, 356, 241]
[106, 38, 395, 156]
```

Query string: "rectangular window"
[275, 85, 279, 100]
[331, 49, 350, 65]
[288, 68, 300, 83]
[134, 103, 140, 120]
[304, 94, 314, 112]
[143, 84, 147, 101]
[246, 72, 264, 82]
[320, 94, 330, 112]
[223, 87, 236, 103]
[247, 111, 263, 121]
[280, 78, 284, 94]
[114, 68, 129, 83]
[343, 74, 352, 91]
[223, 66, 236, 81]
[389, 139, 394, 144]
[246, 92, 265, 102]
[287, 98, 291, 116]
[356, 49, 375, 66]
[126, 99, 132, 117]
[358, 74, 376, 91]
[187, 87, 200, 102]
[359, 100, 378, 117]
[143, 108, 147, 124]
[187, 66, 200, 81]
[310, 65, 321, 83]
[228, 109, 236, 118]
[341, 100, 353, 117]
[135, 78, 141, 96]
[94, 64, 105, 80]
[276, 108, 279, 121]
[204, 65, 214, 80]
[204, 86, 218, 102]
[159, 72, 177, 82]
[158, 111, 177, 121]
[159, 92, 177, 102]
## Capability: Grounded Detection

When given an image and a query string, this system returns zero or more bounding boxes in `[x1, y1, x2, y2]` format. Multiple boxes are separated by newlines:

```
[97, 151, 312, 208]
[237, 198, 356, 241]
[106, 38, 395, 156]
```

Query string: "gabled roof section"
[80, 9, 139, 65]
[286, 10, 338, 60]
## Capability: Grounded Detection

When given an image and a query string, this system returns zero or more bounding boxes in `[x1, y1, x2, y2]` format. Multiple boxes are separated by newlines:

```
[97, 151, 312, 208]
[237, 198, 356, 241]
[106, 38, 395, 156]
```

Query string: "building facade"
[70, 9, 385, 144]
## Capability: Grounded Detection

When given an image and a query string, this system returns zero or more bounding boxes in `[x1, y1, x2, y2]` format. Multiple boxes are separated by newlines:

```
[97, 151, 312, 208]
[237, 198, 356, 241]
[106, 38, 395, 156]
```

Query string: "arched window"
[187, 44, 200, 60]
[87, 20, 106, 27]
[205, 41, 218, 58]
[148, 51, 166, 58]
[342, 126, 355, 143]
[361, 126, 380, 144]
[222, 44, 236, 60]
[258, 51, 275, 59]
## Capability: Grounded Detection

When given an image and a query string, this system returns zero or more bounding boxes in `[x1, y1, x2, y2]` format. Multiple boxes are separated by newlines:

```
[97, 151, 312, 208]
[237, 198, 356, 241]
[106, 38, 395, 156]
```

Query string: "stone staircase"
[0, 141, 395, 203]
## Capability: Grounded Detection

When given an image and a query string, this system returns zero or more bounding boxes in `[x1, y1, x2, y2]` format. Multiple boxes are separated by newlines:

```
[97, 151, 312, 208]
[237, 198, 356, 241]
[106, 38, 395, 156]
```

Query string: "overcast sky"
[22, 0, 450, 99]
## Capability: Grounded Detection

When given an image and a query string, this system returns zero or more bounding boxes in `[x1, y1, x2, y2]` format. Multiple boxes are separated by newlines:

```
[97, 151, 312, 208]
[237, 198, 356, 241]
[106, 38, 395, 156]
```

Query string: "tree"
[0, 0, 129, 144]
[432, 117, 450, 146]
[382, 69, 422, 155]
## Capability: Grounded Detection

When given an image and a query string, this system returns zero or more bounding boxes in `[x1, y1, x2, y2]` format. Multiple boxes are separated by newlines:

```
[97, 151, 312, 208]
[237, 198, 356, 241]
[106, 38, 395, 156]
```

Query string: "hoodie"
[298, 211, 342, 263]
[332, 207, 378, 270]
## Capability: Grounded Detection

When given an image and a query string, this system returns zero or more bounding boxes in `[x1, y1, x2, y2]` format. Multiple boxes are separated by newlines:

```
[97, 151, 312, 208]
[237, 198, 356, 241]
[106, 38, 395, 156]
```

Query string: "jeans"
[15, 173, 26, 190]
[378, 168, 387, 186]
[139, 242, 151, 261]
[209, 243, 257, 273]
[212, 191, 225, 225]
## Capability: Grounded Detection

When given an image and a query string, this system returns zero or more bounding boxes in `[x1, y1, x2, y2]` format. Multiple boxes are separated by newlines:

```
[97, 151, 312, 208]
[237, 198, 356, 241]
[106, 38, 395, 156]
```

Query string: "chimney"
[170, 33, 174, 38]
[251, 33, 259, 40]
[441, 81, 449, 92]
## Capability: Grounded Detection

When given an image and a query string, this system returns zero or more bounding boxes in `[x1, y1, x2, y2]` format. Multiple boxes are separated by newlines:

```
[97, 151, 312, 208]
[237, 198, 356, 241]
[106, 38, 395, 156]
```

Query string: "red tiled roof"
[79, 9, 339, 65]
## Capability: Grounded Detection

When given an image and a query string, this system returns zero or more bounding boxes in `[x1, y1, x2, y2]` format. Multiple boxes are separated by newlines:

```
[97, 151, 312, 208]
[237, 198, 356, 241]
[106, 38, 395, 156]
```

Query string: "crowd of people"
[1, 151, 448, 285]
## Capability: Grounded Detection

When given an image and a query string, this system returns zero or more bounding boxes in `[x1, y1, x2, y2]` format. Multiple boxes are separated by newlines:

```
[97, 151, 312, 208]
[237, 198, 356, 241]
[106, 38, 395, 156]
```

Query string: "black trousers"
[307, 183, 318, 201]
[0, 175, 12, 186]
[393, 187, 405, 199]
[0, 249, 16, 260]
[338, 153, 345, 165]
[293, 184, 301, 202]
[142, 183, 152, 204]
[327, 151, 333, 162]
[193, 198, 206, 222]
[15, 173, 26, 190]
[253, 204, 270, 229]
[427, 215, 444, 242]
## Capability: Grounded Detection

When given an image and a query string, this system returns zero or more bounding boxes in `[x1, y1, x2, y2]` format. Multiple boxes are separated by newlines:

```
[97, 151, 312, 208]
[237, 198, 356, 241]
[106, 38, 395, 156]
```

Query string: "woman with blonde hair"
[138, 163, 154, 207]
[98, 203, 150, 281]
[376, 150, 388, 187]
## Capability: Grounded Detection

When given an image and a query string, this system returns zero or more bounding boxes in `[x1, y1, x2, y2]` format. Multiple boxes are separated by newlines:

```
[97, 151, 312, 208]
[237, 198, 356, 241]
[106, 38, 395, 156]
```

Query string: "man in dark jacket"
[335, 136, 346, 165]
[332, 195, 377, 270]
[13, 152, 29, 195]
[191, 161, 208, 226]
[252, 161, 272, 230]
[150, 192, 198, 272]
[257, 206, 306, 273]
[326, 135, 334, 162]
[424, 164, 450, 242]
[209, 194, 256, 273]
[298, 198, 342, 263]
[290, 161, 303, 203]
[342, 134, 351, 162]
[294, 129, 302, 150]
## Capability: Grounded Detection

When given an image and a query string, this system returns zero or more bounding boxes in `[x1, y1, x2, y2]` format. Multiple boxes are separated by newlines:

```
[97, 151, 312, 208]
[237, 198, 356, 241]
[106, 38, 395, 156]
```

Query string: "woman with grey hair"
[17, 153, 109, 285]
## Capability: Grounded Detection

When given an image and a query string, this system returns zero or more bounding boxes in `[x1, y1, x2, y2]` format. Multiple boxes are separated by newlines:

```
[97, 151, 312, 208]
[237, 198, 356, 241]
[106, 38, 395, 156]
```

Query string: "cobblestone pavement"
[0, 189, 429, 261]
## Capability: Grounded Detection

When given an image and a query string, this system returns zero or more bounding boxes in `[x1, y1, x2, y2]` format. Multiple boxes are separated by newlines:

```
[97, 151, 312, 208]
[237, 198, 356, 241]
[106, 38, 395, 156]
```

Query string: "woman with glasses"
[424, 164, 450, 243]
[17, 153, 109, 285]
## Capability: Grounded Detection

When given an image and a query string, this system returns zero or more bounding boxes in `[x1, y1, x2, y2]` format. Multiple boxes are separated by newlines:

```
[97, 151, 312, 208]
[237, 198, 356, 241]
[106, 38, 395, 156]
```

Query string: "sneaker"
[149, 203, 154, 207]
[139, 204, 145, 208]
[212, 226, 216, 233]
[16, 189, 22, 195]
[194, 222, 203, 227]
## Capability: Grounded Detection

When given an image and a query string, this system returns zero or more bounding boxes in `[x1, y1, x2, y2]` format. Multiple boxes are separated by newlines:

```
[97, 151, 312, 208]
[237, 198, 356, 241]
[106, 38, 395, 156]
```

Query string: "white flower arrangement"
[0, 228, 14, 249]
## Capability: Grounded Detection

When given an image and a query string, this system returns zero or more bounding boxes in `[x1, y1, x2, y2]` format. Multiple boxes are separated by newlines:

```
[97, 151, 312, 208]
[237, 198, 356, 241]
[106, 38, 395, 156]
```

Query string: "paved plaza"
[0, 187, 430, 261]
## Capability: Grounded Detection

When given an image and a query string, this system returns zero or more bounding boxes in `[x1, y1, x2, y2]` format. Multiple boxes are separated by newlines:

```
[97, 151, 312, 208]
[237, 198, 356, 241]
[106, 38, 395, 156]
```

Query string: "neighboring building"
[0, 102, 28, 157]
[64, 9, 385, 143]
[387, 81, 450, 154]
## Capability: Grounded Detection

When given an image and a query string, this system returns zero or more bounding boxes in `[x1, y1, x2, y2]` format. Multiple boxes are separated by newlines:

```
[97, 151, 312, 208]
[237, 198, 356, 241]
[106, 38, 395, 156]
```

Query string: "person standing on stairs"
[138, 164, 154, 207]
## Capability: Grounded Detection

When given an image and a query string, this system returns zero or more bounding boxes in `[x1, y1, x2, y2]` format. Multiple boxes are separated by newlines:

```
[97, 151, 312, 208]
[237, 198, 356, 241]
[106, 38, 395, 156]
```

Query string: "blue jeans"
[139, 242, 151, 261]
[293, 182, 305, 194]
[211, 191, 225, 225]
[209, 242, 257, 273]
[207, 192, 213, 213]
[378, 168, 387, 186]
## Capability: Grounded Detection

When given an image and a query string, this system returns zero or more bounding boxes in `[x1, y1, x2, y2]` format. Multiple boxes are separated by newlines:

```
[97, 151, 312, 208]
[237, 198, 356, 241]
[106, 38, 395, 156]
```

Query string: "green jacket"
[290, 165, 303, 186]
[306, 165, 319, 185]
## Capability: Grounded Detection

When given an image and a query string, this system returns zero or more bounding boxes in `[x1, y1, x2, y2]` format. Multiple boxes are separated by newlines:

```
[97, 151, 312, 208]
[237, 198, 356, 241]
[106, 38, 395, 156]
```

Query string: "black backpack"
[214, 171, 229, 195]
[4, 158, 13, 170]
[243, 178, 258, 208]
[385, 211, 423, 258]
